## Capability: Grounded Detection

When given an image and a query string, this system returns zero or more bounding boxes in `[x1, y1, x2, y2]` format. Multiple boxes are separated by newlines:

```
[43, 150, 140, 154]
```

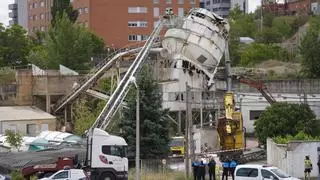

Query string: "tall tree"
[35, 13, 104, 70]
[0, 24, 32, 67]
[119, 66, 170, 158]
[300, 17, 320, 78]
[254, 103, 320, 144]
[51, 0, 78, 26]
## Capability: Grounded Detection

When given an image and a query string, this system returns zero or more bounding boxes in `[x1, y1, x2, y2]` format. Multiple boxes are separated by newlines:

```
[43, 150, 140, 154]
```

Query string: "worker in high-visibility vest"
[304, 155, 313, 180]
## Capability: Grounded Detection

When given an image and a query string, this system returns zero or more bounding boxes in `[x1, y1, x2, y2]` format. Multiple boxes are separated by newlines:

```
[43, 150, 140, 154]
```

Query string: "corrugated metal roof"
[0, 106, 56, 121]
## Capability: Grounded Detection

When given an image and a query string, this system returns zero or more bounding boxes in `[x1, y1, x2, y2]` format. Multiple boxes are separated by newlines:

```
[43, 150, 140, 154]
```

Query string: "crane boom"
[239, 77, 276, 105]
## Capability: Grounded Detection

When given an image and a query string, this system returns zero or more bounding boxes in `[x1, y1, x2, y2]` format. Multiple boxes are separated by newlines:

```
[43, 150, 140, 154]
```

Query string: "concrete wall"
[0, 118, 56, 136]
[193, 127, 220, 154]
[267, 138, 320, 178]
[32, 75, 80, 95]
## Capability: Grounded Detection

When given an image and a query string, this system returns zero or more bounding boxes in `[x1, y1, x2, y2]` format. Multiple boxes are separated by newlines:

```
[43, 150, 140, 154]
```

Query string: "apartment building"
[204, 0, 231, 17]
[27, 0, 53, 35]
[73, 0, 199, 48]
[8, 0, 28, 29]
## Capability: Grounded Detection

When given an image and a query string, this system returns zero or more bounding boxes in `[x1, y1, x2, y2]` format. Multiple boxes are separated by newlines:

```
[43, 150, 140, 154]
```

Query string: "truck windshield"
[169, 138, 184, 147]
[102, 145, 127, 157]
[270, 168, 289, 178]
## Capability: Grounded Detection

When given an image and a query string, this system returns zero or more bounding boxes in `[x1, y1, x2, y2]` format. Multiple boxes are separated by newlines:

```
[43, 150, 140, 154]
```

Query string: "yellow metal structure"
[217, 92, 244, 151]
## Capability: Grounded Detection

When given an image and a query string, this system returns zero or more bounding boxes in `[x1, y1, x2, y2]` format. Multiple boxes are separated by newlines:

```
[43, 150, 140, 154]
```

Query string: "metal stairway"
[91, 20, 164, 130]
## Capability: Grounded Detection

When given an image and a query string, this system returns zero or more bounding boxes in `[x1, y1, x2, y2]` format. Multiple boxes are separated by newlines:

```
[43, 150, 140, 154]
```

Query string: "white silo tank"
[161, 8, 230, 85]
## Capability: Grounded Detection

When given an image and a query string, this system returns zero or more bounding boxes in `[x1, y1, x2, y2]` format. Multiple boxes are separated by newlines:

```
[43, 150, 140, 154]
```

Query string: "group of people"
[192, 158, 238, 180]
[192, 158, 217, 180]
[221, 158, 238, 180]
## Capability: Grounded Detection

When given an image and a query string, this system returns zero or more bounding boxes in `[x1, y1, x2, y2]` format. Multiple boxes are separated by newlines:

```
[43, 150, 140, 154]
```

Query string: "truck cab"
[89, 128, 128, 180]
[234, 164, 300, 180]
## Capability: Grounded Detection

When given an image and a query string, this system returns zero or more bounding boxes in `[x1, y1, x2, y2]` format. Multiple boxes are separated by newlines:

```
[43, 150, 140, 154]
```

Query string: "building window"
[33, 2, 38, 8]
[29, 4, 32, 9]
[128, 7, 147, 13]
[141, 35, 148, 40]
[35, 15, 38, 20]
[189, 0, 196, 4]
[84, 7, 88, 13]
[166, 0, 172, 4]
[29, 16, 33, 20]
[178, 0, 184, 4]
[79, 8, 83, 14]
[153, 0, 160, 4]
[129, 35, 138, 41]
[128, 35, 148, 41]
[128, 21, 148, 27]
[26, 124, 37, 135]
[154, 7, 159, 17]
[249, 110, 264, 120]
[40, 1, 45, 7]
[40, 13, 45, 20]
[178, 8, 184, 17]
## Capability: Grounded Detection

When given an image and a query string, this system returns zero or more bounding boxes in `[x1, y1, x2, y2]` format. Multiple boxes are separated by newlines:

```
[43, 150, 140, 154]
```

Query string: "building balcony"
[9, 11, 18, 18]
[8, 3, 17, 10]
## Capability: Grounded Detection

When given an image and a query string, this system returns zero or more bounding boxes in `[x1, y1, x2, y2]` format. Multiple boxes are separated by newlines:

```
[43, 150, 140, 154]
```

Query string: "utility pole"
[185, 82, 191, 178]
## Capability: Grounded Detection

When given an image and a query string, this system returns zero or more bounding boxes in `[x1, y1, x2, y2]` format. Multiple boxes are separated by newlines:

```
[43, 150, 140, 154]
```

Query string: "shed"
[0, 106, 56, 136]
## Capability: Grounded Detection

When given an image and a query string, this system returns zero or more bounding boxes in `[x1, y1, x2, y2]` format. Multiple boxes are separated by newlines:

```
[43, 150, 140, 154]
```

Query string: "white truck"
[87, 128, 128, 180]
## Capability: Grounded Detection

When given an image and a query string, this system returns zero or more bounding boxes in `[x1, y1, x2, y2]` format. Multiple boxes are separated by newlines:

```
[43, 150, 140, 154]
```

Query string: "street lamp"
[130, 76, 140, 180]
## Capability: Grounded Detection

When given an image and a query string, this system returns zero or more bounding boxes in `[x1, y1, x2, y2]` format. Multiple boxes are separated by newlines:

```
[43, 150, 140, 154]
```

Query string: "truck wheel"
[100, 172, 115, 180]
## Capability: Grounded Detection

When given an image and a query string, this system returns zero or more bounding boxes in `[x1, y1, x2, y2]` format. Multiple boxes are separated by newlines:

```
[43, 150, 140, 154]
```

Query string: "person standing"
[197, 160, 206, 180]
[305, 155, 313, 180]
[192, 160, 200, 180]
[222, 159, 230, 180]
[229, 159, 237, 180]
[208, 158, 216, 180]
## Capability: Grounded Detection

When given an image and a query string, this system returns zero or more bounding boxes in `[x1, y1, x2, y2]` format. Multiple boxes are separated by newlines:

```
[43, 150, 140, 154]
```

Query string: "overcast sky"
[0, 0, 13, 26]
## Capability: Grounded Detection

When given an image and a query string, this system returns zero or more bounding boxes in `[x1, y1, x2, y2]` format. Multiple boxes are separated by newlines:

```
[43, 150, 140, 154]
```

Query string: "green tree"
[0, 24, 32, 67]
[39, 13, 104, 70]
[255, 27, 282, 44]
[5, 130, 22, 151]
[254, 103, 320, 144]
[51, 0, 78, 26]
[10, 170, 24, 180]
[119, 66, 170, 158]
[73, 97, 102, 135]
[228, 6, 257, 66]
[300, 17, 320, 78]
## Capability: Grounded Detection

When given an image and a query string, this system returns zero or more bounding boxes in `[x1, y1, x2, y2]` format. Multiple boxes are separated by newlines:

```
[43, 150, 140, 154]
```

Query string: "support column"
[46, 94, 51, 113]
[178, 111, 181, 135]
[185, 83, 190, 178]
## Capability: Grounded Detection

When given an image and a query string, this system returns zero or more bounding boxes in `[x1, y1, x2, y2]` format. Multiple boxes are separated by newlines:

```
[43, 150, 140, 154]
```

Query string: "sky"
[0, 0, 13, 26]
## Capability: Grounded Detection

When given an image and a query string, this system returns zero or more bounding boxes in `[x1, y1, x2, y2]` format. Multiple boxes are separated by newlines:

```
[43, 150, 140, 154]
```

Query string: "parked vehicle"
[0, 174, 10, 180]
[234, 164, 300, 180]
[39, 169, 89, 180]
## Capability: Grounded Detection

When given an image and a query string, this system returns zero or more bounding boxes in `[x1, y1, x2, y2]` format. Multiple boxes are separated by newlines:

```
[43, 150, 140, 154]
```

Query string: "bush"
[274, 131, 320, 144]
[240, 43, 289, 66]
[10, 170, 24, 180]
[272, 16, 296, 38]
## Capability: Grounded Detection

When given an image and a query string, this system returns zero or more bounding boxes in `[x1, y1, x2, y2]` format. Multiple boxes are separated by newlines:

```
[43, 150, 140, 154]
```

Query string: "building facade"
[8, 0, 28, 29]
[204, 0, 231, 17]
[27, 0, 53, 35]
[72, 0, 199, 48]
